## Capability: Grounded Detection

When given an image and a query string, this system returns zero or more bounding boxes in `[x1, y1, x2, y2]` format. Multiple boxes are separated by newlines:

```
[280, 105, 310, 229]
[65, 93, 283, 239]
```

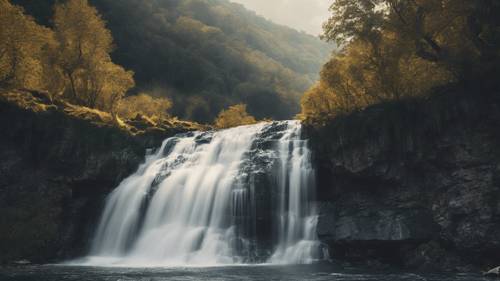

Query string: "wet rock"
[12, 260, 31, 265]
[484, 266, 500, 277]
[404, 241, 464, 272]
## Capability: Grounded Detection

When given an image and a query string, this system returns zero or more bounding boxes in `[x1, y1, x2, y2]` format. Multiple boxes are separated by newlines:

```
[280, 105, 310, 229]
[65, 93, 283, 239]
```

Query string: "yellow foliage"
[0, 90, 56, 113]
[53, 0, 113, 69]
[52, 0, 134, 113]
[117, 93, 173, 120]
[64, 103, 114, 125]
[304, 0, 499, 126]
[0, 0, 54, 90]
[214, 104, 257, 129]
[302, 34, 453, 125]
[93, 61, 135, 114]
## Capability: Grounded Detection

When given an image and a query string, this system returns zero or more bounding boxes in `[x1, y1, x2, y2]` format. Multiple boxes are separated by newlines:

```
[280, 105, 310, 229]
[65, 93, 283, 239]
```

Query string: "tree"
[322, 0, 385, 46]
[322, 0, 500, 79]
[301, 0, 495, 125]
[214, 104, 257, 129]
[95, 61, 135, 117]
[52, 0, 134, 110]
[0, 0, 54, 90]
[117, 93, 173, 120]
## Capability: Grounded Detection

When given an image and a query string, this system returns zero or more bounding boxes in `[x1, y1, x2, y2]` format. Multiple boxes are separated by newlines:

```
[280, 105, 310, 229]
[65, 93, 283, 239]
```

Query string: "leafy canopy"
[0, 0, 54, 90]
[301, 0, 500, 126]
[52, 0, 134, 114]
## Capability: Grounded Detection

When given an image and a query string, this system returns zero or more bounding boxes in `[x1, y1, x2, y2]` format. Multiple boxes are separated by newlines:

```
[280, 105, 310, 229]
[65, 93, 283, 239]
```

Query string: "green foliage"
[214, 103, 257, 129]
[302, 0, 500, 126]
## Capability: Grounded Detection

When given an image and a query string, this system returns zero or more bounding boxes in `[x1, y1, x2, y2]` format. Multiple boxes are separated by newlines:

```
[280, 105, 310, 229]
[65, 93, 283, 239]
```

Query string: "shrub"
[214, 104, 257, 129]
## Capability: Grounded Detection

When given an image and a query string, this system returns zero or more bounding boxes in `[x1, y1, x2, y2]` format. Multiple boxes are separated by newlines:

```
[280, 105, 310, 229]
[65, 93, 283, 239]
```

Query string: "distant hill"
[13, 0, 333, 122]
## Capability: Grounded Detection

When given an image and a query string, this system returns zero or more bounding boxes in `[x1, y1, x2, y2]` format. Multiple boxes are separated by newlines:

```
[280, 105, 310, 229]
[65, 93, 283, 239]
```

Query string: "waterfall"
[268, 123, 324, 264]
[82, 121, 327, 267]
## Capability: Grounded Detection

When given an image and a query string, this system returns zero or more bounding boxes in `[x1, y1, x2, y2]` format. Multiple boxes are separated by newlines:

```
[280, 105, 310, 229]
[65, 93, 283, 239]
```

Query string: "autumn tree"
[323, 0, 500, 79]
[301, 0, 500, 125]
[52, 0, 134, 113]
[214, 104, 257, 129]
[117, 93, 173, 120]
[0, 0, 54, 90]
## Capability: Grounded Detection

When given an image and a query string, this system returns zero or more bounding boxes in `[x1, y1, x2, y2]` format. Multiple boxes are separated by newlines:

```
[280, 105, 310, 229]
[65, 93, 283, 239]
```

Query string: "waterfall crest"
[82, 121, 327, 266]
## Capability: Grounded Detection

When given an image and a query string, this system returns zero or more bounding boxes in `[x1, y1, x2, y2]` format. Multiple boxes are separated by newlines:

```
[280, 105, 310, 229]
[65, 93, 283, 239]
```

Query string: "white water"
[268, 123, 324, 264]
[80, 121, 326, 267]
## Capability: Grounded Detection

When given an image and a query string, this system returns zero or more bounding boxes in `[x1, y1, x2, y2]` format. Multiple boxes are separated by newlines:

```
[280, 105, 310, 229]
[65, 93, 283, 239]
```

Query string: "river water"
[0, 265, 489, 281]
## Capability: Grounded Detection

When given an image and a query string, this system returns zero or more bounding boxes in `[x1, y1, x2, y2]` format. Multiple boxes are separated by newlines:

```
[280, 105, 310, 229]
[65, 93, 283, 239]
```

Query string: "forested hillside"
[13, 0, 333, 122]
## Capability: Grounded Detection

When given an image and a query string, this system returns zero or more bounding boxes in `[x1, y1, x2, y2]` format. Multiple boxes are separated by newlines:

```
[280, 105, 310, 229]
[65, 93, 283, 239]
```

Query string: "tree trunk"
[67, 71, 79, 104]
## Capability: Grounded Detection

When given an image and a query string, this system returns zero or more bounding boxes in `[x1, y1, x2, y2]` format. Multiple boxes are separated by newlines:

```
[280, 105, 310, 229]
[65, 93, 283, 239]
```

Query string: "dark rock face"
[307, 93, 500, 271]
[0, 98, 186, 264]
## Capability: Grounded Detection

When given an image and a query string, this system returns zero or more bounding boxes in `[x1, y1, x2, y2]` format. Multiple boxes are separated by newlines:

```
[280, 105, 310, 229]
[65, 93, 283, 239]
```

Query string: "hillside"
[13, 0, 333, 122]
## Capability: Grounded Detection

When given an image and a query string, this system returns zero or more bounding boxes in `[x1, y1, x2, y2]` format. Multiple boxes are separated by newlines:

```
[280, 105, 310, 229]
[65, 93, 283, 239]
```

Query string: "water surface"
[0, 265, 488, 281]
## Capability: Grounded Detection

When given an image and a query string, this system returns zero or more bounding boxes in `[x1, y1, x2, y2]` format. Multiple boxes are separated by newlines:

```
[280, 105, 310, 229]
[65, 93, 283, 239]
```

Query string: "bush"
[214, 104, 257, 129]
[117, 93, 172, 121]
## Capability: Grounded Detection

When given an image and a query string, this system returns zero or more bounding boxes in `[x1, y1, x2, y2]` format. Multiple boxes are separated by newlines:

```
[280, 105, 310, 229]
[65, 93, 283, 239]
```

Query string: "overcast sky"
[229, 0, 331, 36]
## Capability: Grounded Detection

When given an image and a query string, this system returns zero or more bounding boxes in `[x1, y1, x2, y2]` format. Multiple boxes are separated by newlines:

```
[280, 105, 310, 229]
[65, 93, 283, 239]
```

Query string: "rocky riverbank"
[306, 89, 500, 272]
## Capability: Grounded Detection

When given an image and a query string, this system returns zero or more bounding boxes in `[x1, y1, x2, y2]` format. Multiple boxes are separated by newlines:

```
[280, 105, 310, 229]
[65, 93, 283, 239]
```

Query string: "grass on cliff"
[0, 89, 206, 135]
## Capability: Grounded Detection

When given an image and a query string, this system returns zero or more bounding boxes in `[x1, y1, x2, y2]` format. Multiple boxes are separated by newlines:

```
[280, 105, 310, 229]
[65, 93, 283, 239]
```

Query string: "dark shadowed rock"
[307, 91, 500, 271]
[0, 90, 197, 263]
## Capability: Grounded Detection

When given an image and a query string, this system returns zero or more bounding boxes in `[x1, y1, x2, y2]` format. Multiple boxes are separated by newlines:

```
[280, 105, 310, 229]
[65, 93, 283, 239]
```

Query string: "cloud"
[229, 0, 331, 35]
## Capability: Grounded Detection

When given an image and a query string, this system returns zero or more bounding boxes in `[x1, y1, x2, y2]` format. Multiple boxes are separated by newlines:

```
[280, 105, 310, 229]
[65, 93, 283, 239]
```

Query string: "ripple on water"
[0, 265, 489, 281]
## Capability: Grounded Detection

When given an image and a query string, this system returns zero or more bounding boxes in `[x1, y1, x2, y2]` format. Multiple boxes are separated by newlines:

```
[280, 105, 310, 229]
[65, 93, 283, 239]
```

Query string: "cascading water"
[80, 121, 327, 267]
[268, 124, 325, 264]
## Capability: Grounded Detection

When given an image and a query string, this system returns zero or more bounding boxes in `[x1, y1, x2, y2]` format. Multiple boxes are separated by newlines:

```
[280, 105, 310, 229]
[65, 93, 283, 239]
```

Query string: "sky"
[229, 0, 331, 36]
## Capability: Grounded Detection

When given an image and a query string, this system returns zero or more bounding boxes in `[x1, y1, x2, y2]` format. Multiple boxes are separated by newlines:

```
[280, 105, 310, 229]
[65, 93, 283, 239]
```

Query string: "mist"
[229, 0, 331, 36]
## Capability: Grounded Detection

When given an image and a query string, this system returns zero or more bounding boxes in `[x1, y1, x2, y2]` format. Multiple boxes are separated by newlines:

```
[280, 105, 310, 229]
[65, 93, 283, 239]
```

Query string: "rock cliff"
[0, 90, 198, 263]
[307, 90, 500, 271]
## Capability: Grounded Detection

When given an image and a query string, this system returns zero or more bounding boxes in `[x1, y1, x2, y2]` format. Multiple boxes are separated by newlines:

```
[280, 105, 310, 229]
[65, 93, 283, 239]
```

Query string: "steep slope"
[13, 0, 333, 122]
